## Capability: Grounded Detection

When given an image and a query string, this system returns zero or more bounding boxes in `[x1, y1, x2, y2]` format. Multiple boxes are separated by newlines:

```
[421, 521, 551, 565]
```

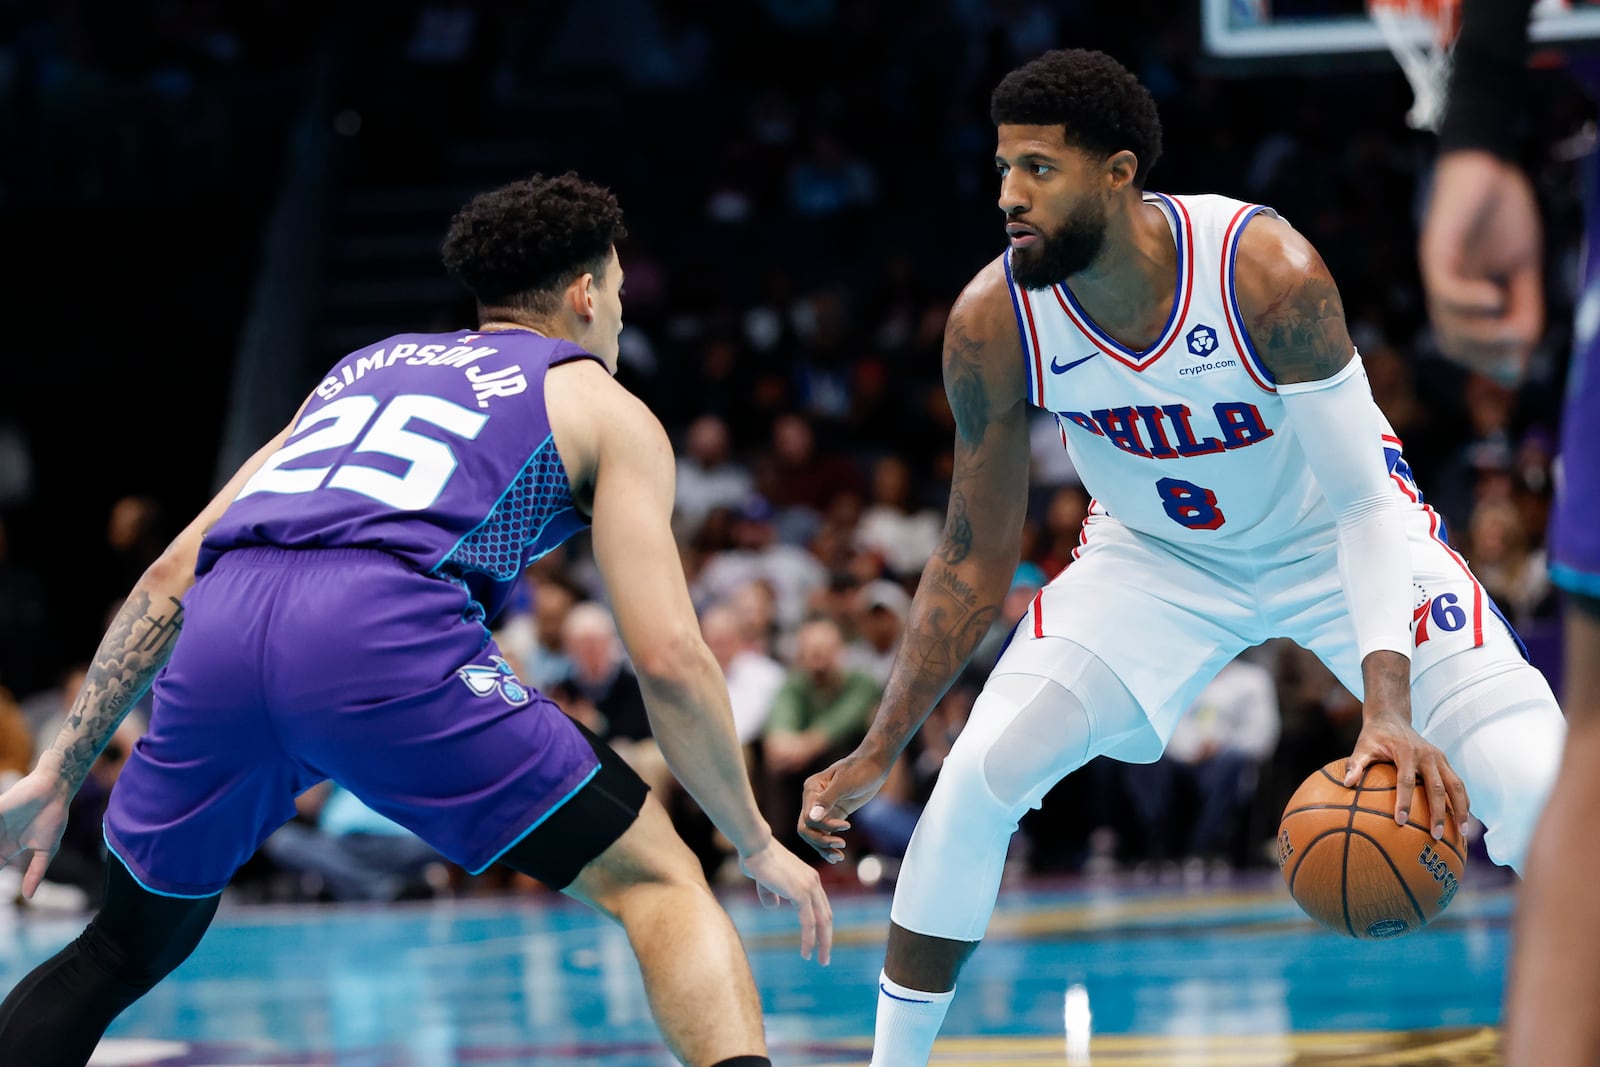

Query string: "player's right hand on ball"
[1343, 712, 1471, 841]
[739, 839, 834, 966]
[800, 750, 893, 864]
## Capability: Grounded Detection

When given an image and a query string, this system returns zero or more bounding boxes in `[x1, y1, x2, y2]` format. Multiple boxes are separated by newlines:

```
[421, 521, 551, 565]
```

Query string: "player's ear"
[1106, 150, 1139, 192]
[567, 273, 596, 322]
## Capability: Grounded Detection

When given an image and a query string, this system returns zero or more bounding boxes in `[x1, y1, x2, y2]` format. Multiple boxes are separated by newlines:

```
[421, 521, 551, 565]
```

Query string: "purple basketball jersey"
[107, 329, 618, 896]
[1550, 154, 1600, 599]
[201, 329, 598, 619]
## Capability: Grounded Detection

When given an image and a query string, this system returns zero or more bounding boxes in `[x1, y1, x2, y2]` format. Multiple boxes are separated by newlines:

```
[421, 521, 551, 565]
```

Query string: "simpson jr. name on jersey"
[315, 338, 529, 409]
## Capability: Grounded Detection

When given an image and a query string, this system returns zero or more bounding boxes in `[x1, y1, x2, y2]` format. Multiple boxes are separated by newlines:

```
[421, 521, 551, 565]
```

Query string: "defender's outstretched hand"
[0, 763, 74, 900]
[739, 839, 834, 966]
[1419, 150, 1543, 382]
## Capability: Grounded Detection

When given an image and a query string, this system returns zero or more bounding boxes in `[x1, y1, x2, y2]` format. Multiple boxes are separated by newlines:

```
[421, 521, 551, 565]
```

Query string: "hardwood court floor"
[0, 868, 1516, 1065]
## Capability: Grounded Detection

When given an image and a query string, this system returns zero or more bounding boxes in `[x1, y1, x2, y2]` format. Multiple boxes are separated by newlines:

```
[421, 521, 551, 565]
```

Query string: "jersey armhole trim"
[1221, 204, 1278, 394]
[1004, 251, 1046, 407]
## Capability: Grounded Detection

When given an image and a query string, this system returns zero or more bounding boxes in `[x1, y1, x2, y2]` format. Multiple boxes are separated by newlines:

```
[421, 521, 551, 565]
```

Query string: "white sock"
[869, 970, 956, 1067]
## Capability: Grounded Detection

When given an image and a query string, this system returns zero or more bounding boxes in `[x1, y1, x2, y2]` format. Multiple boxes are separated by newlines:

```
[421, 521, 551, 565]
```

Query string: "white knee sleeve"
[890, 640, 1152, 941]
[1421, 662, 1565, 873]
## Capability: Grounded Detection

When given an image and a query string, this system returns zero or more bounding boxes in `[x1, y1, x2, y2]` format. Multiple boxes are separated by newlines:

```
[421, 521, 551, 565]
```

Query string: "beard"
[1009, 202, 1107, 290]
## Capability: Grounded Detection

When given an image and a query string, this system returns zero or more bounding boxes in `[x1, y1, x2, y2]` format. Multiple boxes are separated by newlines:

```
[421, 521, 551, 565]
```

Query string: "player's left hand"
[739, 838, 834, 966]
[1343, 712, 1471, 840]
[0, 763, 75, 899]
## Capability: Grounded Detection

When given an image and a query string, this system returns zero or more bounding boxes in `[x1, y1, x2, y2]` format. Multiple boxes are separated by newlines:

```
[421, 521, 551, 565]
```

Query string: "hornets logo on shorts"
[457, 655, 532, 706]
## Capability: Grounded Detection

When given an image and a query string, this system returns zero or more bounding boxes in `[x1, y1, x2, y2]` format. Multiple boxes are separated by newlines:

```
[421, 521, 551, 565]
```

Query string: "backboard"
[1201, 0, 1600, 59]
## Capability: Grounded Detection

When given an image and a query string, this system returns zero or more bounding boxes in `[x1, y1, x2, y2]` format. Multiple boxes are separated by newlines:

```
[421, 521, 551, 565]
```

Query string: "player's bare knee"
[568, 797, 707, 918]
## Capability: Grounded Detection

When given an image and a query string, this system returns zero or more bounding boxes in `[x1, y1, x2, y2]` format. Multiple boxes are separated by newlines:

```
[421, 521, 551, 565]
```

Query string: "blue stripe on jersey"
[1225, 205, 1274, 386]
[1553, 561, 1600, 597]
[433, 434, 578, 581]
[1484, 591, 1531, 661]
[1002, 251, 1037, 408]
[1057, 194, 1187, 360]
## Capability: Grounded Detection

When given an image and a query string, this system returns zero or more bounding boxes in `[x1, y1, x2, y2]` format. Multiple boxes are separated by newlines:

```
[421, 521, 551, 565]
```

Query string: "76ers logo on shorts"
[1411, 582, 1467, 647]
[457, 655, 531, 705]
[1186, 324, 1218, 355]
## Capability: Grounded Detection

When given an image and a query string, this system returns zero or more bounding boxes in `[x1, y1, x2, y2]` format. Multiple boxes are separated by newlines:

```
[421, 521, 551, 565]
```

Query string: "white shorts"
[1003, 505, 1528, 749]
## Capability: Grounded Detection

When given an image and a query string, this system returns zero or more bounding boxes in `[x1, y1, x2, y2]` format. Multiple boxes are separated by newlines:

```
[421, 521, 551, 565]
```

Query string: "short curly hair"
[440, 172, 627, 317]
[990, 49, 1163, 188]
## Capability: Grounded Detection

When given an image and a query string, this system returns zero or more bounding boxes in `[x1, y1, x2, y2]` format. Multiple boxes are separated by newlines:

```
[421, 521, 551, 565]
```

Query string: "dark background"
[0, 0, 1590, 697]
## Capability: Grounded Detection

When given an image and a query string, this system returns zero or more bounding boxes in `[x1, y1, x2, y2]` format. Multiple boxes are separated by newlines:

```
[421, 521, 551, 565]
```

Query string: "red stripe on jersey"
[1391, 472, 1484, 647]
[1221, 204, 1275, 393]
[1051, 197, 1194, 371]
[1018, 287, 1046, 407]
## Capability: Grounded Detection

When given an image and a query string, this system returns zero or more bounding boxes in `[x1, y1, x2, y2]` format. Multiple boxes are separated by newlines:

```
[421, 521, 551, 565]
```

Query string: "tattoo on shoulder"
[944, 322, 989, 446]
[1254, 272, 1352, 384]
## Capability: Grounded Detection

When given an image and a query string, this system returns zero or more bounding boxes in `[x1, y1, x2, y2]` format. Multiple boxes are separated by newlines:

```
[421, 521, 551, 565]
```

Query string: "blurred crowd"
[0, 0, 1590, 908]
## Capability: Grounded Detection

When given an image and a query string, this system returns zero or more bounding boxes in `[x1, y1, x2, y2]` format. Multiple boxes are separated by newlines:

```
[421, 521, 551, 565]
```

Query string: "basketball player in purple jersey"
[0, 173, 829, 1067]
[1420, 3, 1600, 1061]
[795, 49, 1565, 1066]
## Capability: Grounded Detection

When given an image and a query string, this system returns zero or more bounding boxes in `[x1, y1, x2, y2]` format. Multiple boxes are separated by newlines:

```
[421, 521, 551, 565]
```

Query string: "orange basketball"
[1277, 759, 1466, 940]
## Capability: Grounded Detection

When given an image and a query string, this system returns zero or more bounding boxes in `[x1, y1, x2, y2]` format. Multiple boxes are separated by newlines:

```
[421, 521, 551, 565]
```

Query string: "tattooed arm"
[863, 265, 1031, 762]
[799, 260, 1030, 856]
[35, 419, 299, 793]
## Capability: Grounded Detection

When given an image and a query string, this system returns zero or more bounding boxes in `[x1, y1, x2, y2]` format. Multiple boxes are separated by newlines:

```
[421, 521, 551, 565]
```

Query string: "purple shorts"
[104, 546, 600, 897]
[1552, 344, 1600, 602]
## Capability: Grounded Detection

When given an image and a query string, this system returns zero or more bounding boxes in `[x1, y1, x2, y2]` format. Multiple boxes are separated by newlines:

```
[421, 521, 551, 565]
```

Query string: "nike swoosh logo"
[1049, 354, 1096, 374]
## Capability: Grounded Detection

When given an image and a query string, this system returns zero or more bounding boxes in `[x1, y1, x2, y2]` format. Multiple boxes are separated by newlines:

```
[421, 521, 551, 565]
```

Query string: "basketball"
[1278, 759, 1466, 939]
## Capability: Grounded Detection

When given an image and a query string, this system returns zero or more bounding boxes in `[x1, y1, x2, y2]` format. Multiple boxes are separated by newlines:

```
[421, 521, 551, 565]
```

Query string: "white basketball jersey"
[1008, 191, 1395, 553]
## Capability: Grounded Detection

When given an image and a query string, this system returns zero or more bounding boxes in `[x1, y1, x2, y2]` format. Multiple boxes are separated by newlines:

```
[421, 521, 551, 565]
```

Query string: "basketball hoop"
[1367, 0, 1462, 131]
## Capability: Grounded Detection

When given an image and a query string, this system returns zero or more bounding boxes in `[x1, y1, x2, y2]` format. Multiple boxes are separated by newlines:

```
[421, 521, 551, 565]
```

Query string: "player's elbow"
[138, 545, 200, 597]
[630, 626, 715, 690]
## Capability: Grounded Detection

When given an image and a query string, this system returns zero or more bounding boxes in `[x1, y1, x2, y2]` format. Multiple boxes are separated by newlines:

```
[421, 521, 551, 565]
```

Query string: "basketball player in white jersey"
[797, 48, 1567, 1066]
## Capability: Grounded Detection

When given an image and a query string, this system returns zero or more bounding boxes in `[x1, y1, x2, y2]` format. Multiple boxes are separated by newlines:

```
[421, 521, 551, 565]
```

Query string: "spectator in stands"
[558, 602, 652, 758]
[494, 576, 578, 692]
[846, 579, 910, 688]
[855, 456, 943, 580]
[674, 414, 755, 542]
[0, 686, 33, 786]
[1035, 485, 1090, 578]
[762, 618, 882, 861]
[693, 495, 827, 632]
[262, 782, 443, 903]
[1470, 497, 1556, 630]
[755, 413, 866, 521]
[1121, 656, 1281, 874]
[701, 602, 787, 747]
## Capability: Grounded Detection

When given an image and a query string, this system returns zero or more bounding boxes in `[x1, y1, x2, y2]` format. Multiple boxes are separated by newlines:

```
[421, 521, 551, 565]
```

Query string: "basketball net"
[1368, 0, 1462, 131]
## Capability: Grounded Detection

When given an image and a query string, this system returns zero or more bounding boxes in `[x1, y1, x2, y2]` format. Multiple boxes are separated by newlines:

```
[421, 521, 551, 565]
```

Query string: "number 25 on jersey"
[239, 394, 488, 511]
